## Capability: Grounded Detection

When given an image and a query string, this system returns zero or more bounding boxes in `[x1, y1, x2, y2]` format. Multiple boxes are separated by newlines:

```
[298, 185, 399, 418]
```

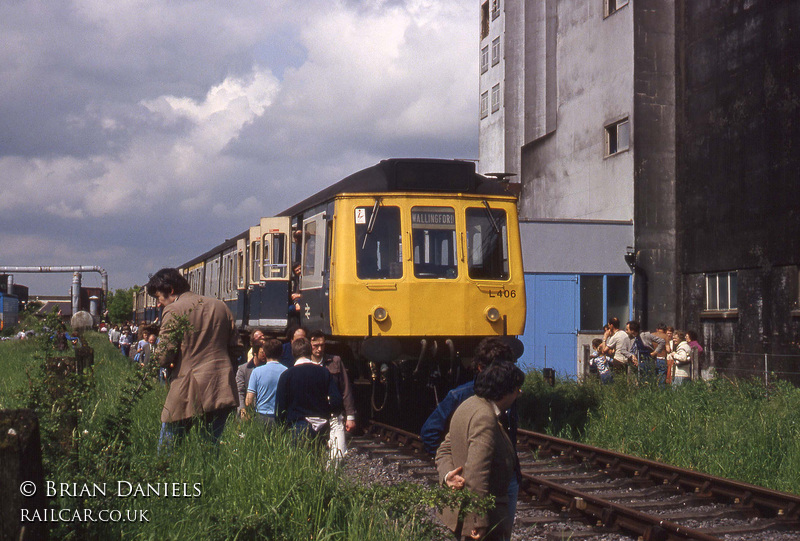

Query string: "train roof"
[180, 229, 247, 270]
[179, 159, 518, 269]
[278, 158, 514, 217]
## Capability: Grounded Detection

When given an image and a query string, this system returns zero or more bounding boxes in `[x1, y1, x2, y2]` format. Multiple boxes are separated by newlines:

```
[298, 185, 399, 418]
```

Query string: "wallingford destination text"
[46, 481, 202, 498]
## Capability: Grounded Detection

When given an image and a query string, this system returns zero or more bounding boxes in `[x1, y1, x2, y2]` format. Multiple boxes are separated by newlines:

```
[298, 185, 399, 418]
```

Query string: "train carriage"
[138, 159, 526, 428]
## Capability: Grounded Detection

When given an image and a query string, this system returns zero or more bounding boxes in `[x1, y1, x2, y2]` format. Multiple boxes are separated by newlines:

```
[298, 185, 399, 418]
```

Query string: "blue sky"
[0, 0, 478, 295]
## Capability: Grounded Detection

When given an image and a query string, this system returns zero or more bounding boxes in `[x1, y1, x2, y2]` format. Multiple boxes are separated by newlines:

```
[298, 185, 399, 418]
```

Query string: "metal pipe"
[413, 339, 428, 376]
[72, 272, 81, 317]
[0, 266, 108, 311]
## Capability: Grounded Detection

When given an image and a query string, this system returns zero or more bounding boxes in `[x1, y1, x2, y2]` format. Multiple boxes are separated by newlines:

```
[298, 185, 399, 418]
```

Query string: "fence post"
[1, 409, 48, 541]
[764, 353, 769, 388]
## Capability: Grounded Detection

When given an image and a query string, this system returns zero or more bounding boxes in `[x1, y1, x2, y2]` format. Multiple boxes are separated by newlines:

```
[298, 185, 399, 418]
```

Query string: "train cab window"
[412, 206, 458, 279]
[355, 205, 402, 279]
[466, 207, 509, 280]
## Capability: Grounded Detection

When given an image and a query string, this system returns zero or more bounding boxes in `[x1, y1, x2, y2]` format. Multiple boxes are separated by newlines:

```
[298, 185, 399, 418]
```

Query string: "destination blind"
[411, 207, 455, 230]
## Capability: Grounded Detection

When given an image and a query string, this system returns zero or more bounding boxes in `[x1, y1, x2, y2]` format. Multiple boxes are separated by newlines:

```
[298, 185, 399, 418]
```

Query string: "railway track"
[348, 421, 800, 540]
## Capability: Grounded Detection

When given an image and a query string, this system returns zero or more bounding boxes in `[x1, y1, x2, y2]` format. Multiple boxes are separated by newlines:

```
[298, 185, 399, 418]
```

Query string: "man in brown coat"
[436, 361, 525, 541]
[146, 268, 239, 448]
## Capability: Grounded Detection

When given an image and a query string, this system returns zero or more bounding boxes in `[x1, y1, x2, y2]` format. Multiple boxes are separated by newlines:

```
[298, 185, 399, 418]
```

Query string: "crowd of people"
[104, 321, 161, 367]
[132, 267, 526, 539]
[139, 268, 353, 460]
[588, 317, 704, 386]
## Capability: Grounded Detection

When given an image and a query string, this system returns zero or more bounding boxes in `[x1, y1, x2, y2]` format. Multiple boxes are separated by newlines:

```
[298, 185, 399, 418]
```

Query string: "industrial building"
[480, 0, 800, 379]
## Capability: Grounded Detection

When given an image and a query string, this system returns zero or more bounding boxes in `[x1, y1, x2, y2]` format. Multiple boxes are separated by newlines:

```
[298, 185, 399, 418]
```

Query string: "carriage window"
[355, 206, 402, 279]
[251, 241, 261, 282]
[412, 206, 457, 279]
[272, 233, 287, 278]
[466, 207, 509, 280]
[261, 233, 288, 279]
[237, 251, 245, 287]
[303, 221, 317, 276]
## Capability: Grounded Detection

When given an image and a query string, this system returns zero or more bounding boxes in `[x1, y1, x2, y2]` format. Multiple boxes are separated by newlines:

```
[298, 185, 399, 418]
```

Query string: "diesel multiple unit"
[134, 159, 526, 425]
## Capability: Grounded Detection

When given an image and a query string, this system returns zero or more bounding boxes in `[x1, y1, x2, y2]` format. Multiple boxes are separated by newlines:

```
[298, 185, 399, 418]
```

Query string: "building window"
[604, 0, 629, 18]
[605, 118, 630, 156]
[480, 45, 489, 74]
[491, 84, 501, 113]
[580, 275, 631, 331]
[491, 37, 501, 66]
[706, 271, 738, 311]
[480, 91, 489, 119]
[491, 0, 500, 20]
[481, 1, 489, 39]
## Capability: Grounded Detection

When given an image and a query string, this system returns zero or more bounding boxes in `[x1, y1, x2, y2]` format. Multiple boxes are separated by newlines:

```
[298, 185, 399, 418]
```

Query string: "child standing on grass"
[589, 338, 613, 384]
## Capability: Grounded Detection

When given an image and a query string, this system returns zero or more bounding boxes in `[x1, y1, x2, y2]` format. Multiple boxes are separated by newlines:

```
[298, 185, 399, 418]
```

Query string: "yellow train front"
[283, 159, 526, 427]
[143, 159, 526, 429]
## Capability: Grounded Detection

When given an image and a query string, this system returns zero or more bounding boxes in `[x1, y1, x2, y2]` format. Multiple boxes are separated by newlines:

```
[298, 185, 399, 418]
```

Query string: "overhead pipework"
[0, 266, 109, 317]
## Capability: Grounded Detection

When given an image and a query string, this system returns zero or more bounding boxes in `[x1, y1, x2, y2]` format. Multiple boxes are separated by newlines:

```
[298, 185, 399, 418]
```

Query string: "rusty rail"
[362, 421, 800, 540]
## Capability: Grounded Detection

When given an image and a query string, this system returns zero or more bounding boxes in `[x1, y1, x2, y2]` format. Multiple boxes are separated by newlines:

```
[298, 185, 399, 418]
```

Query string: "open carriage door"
[250, 217, 291, 332]
[300, 212, 327, 330]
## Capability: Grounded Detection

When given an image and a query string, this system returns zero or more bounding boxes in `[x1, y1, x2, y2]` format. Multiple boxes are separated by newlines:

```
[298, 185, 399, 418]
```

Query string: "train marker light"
[373, 306, 388, 322]
[485, 307, 501, 323]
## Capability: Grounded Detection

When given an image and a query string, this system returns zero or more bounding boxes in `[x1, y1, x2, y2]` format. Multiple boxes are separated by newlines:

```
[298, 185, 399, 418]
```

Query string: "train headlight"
[485, 306, 501, 323]
[373, 306, 389, 322]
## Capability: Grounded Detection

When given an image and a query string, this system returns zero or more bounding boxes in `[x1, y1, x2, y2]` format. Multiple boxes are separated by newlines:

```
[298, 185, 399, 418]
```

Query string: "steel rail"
[363, 421, 800, 540]
[519, 472, 723, 541]
[517, 428, 800, 520]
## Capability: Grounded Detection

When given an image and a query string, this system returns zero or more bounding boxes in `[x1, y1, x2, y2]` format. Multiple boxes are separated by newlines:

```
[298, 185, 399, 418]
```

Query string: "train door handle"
[460, 232, 465, 262]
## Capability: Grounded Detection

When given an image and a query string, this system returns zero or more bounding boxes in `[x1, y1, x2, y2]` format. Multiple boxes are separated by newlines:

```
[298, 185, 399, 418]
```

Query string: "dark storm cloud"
[0, 0, 478, 295]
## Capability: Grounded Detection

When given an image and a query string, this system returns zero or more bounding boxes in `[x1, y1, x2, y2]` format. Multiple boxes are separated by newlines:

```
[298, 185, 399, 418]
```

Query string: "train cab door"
[300, 211, 328, 332]
[256, 217, 291, 332]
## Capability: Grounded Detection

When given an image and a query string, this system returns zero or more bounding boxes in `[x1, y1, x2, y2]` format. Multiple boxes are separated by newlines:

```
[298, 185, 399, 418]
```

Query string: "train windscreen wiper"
[482, 200, 500, 234]
[362, 198, 381, 249]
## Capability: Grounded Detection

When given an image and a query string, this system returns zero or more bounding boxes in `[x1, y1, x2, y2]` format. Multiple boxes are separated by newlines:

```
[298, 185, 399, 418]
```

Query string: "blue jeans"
[654, 358, 667, 387]
[256, 413, 276, 428]
[289, 419, 327, 445]
[159, 407, 234, 450]
[639, 357, 667, 387]
[507, 474, 519, 532]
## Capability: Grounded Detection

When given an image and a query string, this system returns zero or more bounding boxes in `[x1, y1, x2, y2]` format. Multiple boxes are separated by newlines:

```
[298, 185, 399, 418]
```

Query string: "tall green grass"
[0, 337, 42, 409]
[0, 331, 450, 540]
[517, 372, 800, 495]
